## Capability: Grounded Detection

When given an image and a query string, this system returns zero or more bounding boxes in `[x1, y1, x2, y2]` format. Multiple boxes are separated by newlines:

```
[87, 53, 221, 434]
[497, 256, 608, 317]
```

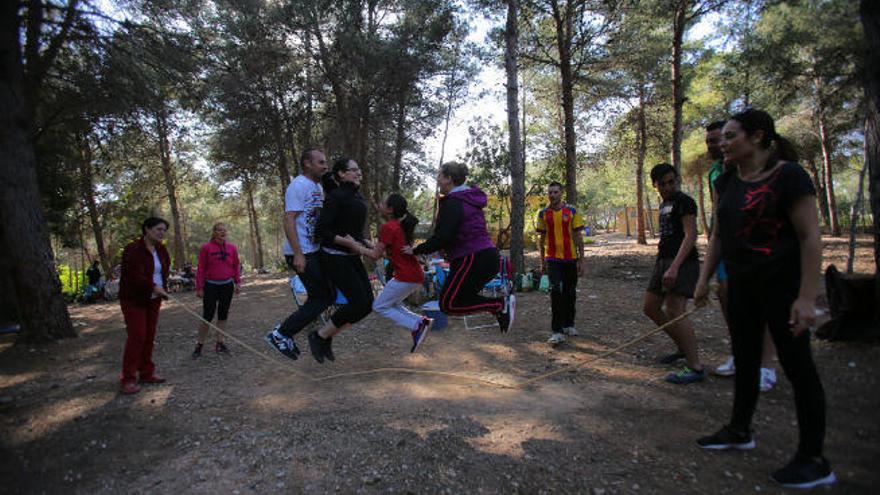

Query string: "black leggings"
[547, 260, 578, 332]
[320, 253, 373, 327]
[727, 275, 826, 457]
[202, 281, 234, 321]
[440, 248, 503, 315]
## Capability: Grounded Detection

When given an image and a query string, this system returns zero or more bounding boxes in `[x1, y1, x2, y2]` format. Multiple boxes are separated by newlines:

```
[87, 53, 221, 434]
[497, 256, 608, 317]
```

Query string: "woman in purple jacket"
[408, 162, 515, 333]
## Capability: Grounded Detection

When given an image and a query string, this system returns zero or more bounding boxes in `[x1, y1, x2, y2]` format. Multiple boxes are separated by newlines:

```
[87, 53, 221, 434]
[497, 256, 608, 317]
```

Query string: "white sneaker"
[547, 333, 566, 344]
[760, 368, 777, 392]
[714, 356, 736, 377]
[562, 326, 579, 336]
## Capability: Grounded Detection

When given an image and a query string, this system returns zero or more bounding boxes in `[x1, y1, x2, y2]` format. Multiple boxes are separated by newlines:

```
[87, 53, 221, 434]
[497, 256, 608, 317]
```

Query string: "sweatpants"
[440, 247, 503, 315]
[547, 260, 578, 332]
[202, 280, 234, 321]
[321, 252, 374, 327]
[279, 253, 332, 338]
[727, 274, 826, 457]
[372, 278, 423, 331]
[120, 298, 162, 383]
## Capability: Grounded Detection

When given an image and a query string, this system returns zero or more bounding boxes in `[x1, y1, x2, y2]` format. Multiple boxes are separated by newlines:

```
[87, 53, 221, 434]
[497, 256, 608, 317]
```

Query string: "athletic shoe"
[547, 333, 566, 344]
[307, 331, 325, 364]
[324, 337, 335, 362]
[496, 294, 516, 333]
[658, 351, 686, 365]
[665, 365, 705, 384]
[215, 342, 230, 354]
[697, 425, 756, 450]
[264, 330, 299, 361]
[770, 453, 836, 489]
[714, 356, 736, 376]
[411, 318, 432, 353]
[192, 343, 203, 359]
[562, 326, 579, 336]
[760, 367, 777, 392]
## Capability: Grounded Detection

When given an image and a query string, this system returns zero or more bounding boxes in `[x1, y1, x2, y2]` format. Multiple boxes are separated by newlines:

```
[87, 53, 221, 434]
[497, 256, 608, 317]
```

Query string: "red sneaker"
[138, 374, 166, 384]
[120, 382, 141, 395]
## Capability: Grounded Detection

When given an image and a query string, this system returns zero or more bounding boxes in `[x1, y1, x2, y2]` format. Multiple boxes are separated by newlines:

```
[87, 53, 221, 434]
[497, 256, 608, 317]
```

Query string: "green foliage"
[57, 265, 86, 296]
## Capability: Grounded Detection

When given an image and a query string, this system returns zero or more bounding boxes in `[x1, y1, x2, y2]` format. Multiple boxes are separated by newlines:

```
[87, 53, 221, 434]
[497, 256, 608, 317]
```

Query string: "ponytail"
[386, 193, 418, 244]
[767, 134, 799, 168]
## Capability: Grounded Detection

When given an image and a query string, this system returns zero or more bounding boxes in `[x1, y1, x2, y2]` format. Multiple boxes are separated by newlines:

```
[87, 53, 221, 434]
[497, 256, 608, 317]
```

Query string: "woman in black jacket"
[306, 157, 374, 363]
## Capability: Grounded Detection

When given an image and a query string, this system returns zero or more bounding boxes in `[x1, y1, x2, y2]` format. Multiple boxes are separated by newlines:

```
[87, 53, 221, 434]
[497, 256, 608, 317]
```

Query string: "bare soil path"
[1, 235, 877, 494]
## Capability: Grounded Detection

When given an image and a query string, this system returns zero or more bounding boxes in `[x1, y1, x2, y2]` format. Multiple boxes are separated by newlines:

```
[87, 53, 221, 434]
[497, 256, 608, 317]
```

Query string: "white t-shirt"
[151, 250, 162, 298]
[282, 175, 324, 255]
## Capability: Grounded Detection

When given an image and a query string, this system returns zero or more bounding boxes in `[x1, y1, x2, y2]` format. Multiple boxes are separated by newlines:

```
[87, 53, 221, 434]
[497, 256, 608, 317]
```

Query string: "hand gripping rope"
[166, 293, 703, 390]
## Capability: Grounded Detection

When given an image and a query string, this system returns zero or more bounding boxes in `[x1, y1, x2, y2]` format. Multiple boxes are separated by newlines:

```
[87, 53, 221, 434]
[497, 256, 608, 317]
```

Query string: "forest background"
[2, 0, 877, 342]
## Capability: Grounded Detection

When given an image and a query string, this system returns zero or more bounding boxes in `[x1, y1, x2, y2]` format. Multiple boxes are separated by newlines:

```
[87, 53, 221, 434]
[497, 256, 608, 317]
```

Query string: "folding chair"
[289, 275, 347, 326]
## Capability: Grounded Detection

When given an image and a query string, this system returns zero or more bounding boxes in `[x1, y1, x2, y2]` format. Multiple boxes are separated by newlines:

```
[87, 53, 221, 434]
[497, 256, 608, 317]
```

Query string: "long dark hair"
[386, 193, 418, 244]
[729, 108, 799, 169]
[321, 157, 353, 192]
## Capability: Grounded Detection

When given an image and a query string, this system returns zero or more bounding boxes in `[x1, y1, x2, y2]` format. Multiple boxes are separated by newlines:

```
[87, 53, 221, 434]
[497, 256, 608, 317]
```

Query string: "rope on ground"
[167, 293, 705, 390]
[514, 306, 702, 389]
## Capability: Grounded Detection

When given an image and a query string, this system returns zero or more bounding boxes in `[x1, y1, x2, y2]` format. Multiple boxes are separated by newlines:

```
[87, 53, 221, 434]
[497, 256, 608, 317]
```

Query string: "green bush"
[57, 264, 86, 296]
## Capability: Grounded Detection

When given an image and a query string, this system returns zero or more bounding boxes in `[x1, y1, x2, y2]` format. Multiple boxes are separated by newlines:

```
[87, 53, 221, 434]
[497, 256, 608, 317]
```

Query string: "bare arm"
[573, 230, 585, 276]
[284, 210, 307, 272]
[694, 220, 721, 307]
[788, 194, 822, 336]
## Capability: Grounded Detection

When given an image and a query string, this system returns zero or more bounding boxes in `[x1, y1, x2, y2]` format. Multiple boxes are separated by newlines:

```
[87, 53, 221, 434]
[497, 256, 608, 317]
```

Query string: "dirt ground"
[1, 234, 877, 494]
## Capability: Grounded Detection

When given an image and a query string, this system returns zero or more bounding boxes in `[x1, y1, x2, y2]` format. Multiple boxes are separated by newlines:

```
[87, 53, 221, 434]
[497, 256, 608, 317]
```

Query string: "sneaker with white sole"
[547, 333, 566, 344]
[697, 425, 756, 450]
[411, 317, 432, 353]
[562, 326, 579, 336]
[770, 453, 836, 489]
[760, 367, 777, 392]
[496, 294, 516, 333]
[264, 327, 299, 361]
[714, 356, 736, 377]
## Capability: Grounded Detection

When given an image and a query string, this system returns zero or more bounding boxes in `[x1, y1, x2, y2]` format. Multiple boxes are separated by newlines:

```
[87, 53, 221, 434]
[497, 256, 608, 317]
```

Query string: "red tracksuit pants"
[120, 298, 162, 383]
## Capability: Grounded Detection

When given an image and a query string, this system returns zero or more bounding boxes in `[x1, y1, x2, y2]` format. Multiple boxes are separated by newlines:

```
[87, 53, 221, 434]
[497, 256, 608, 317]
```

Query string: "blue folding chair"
[289, 275, 347, 326]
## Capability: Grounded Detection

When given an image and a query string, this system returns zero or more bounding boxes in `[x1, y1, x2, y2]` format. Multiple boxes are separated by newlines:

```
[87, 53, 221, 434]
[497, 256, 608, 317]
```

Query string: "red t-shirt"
[379, 219, 423, 283]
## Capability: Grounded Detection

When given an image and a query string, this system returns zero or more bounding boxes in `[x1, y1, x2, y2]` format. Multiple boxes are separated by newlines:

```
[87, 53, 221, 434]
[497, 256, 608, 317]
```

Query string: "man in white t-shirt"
[265, 148, 331, 360]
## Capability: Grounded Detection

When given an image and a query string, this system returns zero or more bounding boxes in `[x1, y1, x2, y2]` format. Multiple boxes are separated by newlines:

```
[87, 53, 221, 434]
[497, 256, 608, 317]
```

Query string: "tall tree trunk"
[244, 178, 264, 270]
[670, 0, 687, 173]
[805, 157, 830, 228]
[645, 191, 656, 238]
[155, 109, 185, 269]
[271, 108, 292, 199]
[433, 72, 457, 226]
[847, 159, 869, 274]
[696, 172, 710, 238]
[553, 1, 578, 204]
[77, 132, 110, 275]
[860, 0, 880, 318]
[815, 90, 841, 236]
[0, 2, 74, 340]
[392, 93, 407, 192]
[302, 32, 314, 149]
[635, 87, 647, 245]
[506, 0, 526, 274]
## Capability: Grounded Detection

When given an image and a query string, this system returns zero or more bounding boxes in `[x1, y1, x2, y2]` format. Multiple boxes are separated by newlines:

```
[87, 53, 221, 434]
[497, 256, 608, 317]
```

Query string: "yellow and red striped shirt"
[537, 205, 584, 261]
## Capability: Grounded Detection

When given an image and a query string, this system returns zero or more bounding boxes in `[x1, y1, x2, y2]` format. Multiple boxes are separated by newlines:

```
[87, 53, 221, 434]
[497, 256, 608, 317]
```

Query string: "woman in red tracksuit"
[118, 217, 171, 395]
[192, 222, 241, 357]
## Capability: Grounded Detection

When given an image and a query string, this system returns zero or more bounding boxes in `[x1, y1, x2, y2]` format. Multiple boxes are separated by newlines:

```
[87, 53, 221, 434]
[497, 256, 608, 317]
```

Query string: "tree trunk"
[859, 0, 880, 318]
[815, 91, 841, 236]
[155, 109, 185, 269]
[553, 0, 578, 204]
[244, 178, 264, 270]
[645, 191, 655, 238]
[670, 0, 687, 173]
[392, 93, 407, 192]
[0, 2, 74, 340]
[697, 172, 710, 239]
[805, 157, 831, 228]
[506, 0, 526, 274]
[847, 159, 869, 274]
[77, 132, 110, 275]
[635, 87, 647, 245]
[271, 108, 292, 199]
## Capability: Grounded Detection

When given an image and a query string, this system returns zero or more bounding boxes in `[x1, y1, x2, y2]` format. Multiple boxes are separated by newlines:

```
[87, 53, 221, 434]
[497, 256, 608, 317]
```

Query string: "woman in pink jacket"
[192, 223, 241, 357]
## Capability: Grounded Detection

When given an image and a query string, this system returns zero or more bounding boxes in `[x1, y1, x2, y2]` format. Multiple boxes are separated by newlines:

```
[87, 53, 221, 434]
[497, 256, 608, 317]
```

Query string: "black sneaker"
[307, 331, 325, 364]
[697, 425, 756, 450]
[658, 351, 686, 365]
[264, 330, 299, 361]
[770, 453, 836, 489]
[323, 337, 335, 362]
[191, 343, 203, 359]
[215, 341, 230, 354]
